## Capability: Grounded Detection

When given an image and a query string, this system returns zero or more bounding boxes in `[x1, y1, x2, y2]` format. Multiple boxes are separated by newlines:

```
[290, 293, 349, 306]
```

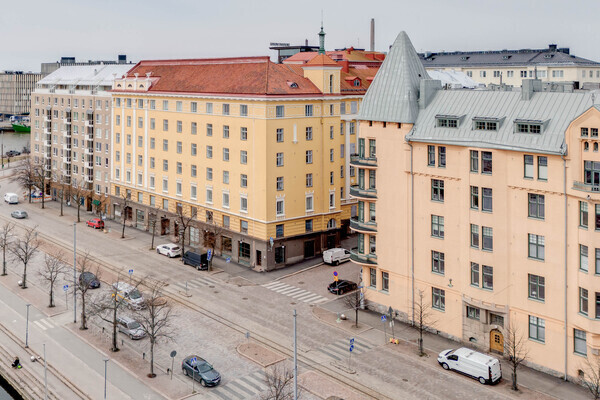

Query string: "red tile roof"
[121, 57, 323, 96]
[304, 54, 340, 66]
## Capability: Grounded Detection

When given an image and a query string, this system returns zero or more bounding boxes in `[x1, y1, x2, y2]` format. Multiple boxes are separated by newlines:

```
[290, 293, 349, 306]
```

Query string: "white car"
[156, 243, 182, 258]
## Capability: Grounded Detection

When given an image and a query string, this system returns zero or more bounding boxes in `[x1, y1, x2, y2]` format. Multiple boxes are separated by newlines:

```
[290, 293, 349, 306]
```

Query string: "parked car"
[86, 218, 104, 229]
[117, 316, 146, 340]
[183, 251, 208, 270]
[327, 279, 358, 295]
[323, 248, 351, 266]
[10, 210, 27, 219]
[4, 193, 18, 204]
[437, 347, 502, 385]
[156, 243, 182, 258]
[112, 282, 145, 310]
[78, 272, 101, 289]
[5, 150, 20, 157]
[182, 355, 221, 387]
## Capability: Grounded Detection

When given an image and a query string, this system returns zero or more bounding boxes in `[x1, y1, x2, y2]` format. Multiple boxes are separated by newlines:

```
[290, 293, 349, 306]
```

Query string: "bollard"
[143, 352, 145, 360]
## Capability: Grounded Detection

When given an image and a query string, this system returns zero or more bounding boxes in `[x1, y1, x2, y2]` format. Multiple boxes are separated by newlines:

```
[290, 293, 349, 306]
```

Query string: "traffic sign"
[381, 315, 387, 322]
[170, 350, 177, 358]
[350, 338, 355, 345]
[207, 249, 212, 261]
[349, 344, 354, 352]
[62, 284, 68, 292]
[128, 269, 133, 276]
[190, 356, 197, 364]
[333, 271, 338, 282]
[226, 257, 231, 263]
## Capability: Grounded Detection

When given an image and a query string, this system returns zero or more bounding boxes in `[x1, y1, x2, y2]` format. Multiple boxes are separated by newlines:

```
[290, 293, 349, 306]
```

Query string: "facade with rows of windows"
[110, 55, 370, 270]
[353, 32, 600, 380]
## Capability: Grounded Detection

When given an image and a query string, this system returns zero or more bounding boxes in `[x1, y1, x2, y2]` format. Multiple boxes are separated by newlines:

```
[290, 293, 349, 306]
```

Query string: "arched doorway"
[490, 329, 504, 354]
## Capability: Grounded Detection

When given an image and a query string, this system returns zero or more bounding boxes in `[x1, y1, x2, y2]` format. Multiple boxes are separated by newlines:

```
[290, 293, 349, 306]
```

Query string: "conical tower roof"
[359, 31, 429, 123]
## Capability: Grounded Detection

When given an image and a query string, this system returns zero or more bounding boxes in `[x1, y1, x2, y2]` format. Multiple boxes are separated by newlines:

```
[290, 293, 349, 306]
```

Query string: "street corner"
[226, 276, 256, 287]
[312, 306, 372, 335]
[236, 342, 286, 368]
[299, 371, 368, 400]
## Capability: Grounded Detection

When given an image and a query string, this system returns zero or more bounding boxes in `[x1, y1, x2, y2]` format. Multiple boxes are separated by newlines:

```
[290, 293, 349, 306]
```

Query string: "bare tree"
[70, 179, 89, 223]
[175, 205, 197, 258]
[261, 363, 297, 400]
[32, 159, 48, 209]
[148, 212, 158, 250]
[51, 172, 68, 217]
[92, 193, 108, 217]
[10, 226, 39, 289]
[202, 215, 224, 271]
[413, 289, 435, 356]
[74, 251, 100, 330]
[0, 223, 14, 276]
[343, 288, 362, 328]
[39, 250, 69, 307]
[580, 355, 600, 400]
[119, 193, 131, 239]
[504, 323, 529, 391]
[133, 280, 174, 378]
[10, 156, 35, 203]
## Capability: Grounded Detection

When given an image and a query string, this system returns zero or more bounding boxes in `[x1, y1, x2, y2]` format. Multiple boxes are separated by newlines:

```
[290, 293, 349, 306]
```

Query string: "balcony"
[350, 249, 378, 265]
[350, 154, 377, 168]
[85, 162, 94, 169]
[62, 143, 71, 150]
[574, 181, 600, 193]
[84, 175, 94, 183]
[62, 118, 71, 125]
[43, 116, 51, 123]
[43, 128, 51, 135]
[63, 129, 71, 138]
[84, 148, 93, 155]
[43, 153, 51, 159]
[350, 185, 377, 200]
[44, 141, 52, 148]
[85, 134, 93, 142]
[85, 120, 94, 127]
[63, 157, 71, 164]
[43, 165, 51, 172]
[350, 217, 377, 233]
[63, 168, 71, 176]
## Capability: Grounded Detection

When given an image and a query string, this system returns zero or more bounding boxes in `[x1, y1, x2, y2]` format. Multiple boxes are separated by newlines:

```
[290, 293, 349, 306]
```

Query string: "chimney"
[370, 19, 375, 52]
[522, 79, 542, 100]
[118, 54, 127, 64]
[548, 44, 557, 52]
[305, 39, 308, 46]
[419, 79, 441, 109]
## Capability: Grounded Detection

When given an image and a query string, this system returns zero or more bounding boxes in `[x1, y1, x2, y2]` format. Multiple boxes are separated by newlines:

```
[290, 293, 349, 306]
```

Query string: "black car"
[5, 150, 20, 157]
[78, 272, 101, 289]
[182, 355, 221, 387]
[182, 251, 208, 270]
[327, 279, 358, 295]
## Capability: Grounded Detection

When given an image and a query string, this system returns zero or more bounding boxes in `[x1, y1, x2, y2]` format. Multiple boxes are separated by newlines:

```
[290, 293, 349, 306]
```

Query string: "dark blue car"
[182, 355, 221, 387]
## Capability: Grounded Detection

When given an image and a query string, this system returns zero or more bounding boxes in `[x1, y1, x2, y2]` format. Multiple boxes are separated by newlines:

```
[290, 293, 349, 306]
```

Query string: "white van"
[322, 248, 351, 266]
[112, 282, 146, 310]
[437, 347, 502, 384]
[4, 193, 18, 204]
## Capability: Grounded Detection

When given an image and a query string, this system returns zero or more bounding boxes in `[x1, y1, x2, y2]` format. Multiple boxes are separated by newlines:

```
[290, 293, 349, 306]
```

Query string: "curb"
[236, 342, 287, 368]
[274, 262, 324, 281]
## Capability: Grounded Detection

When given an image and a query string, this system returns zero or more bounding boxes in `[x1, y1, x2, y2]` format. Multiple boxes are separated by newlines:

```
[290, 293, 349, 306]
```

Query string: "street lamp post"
[73, 222, 76, 323]
[25, 303, 30, 348]
[43, 343, 47, 400]
[103, 358, 109, 399]
[293, 309, 298, 400]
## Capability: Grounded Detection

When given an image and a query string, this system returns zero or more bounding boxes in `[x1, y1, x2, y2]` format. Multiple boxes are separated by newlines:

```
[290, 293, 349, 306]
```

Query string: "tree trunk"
[355, 307, 359, 328]
[49, 285, 54, 307]
[28, 186, 32, 203]
[21, 263, 27, 289]
[80, 295, 87, 330]
[1, 248, 6, 276]
[41, 185, 45, 209]
[111, 302, 118, 352]
[60, 190, 63, 216]
[150, 339, 155, 377]
[77, 203, 81, 223]
[150, 223, 156, 250]
[121, 212, 126, 239]
[512, 369, 518, 391]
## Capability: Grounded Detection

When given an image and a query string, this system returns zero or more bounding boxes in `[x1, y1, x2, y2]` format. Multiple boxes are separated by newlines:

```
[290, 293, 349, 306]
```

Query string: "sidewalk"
[319, 301, 591, 400]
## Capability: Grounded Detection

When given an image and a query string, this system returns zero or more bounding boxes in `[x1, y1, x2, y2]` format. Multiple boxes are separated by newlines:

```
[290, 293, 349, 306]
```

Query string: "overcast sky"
[2, 0, 600, 72]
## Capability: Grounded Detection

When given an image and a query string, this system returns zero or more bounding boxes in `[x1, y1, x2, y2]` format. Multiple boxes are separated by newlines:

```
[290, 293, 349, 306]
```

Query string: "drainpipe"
[409, 141, 415, 325]
[562, 154, 568, 381]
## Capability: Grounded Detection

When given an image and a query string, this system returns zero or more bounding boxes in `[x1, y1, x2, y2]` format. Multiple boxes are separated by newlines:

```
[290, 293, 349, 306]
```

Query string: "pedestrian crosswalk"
[33, 317, 56, 331]
[208, 370, 267, 400]
[174, 276, 219, 292]
[314, 337, 376, 361]
[261, 281, 329, 305]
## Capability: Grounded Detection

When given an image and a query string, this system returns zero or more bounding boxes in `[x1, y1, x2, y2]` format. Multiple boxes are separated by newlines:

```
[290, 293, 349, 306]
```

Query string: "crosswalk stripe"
[239, 376, 264, 392]
[211, 390, 231, 400]
[329, 341, 349, 352]
[41, 319, 54, 329]
[219, 384, 245, 399]
[262, 281, 284, 289]
[228, 380, 255, 396]
[264, 282, 287, 290]
[272, 285, 293, 293]
[279, 287, 305, 295]
[301, 294, 325, 303]
[316, 347, 342, 360]
[290, 290, 311, 299]
[33, 321, 48, 331]
[312, 297, 329, 304]
[293, 291, 317, 300]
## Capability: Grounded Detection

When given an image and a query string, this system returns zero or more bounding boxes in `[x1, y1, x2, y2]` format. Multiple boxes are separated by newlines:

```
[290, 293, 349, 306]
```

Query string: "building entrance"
[490, 329, 504, 354]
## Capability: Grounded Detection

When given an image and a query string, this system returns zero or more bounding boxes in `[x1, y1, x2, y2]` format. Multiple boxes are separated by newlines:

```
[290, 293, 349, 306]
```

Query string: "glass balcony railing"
[350, 248, 378, 265]
[350, 154, 377, 168]
[573, 181, 600, 193]
[350, 185, 377, 199]
[349, 217, 377, 232]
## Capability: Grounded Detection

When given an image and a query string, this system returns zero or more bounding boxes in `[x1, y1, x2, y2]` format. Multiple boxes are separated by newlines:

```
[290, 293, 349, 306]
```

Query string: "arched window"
[327, 218, 336, 229]
[594, 142, 599, 152]
[329, 75, 333, 93]
[584, 142, 589, 151]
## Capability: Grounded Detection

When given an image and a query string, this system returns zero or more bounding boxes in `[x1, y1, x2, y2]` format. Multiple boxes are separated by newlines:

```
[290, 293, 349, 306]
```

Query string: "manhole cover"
[298, 281, 304, 285]
[290, 302, 296, 305]
[242, 297, 248, 300]
[209, 285, 215, 288]
[214, 291, 219, 294]
[402, 378, 408, 382]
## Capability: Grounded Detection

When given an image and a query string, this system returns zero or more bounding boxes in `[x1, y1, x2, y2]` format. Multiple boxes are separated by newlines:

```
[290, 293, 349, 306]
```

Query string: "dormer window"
[544, 54, 553, 59]
[472, 117, 503, 131]
[437, 118, 458, 128]
[460, 56, 469, 61]
[514, 119, 547, 134]
[287, 81, 299, 88]
[353, 79, 361, 87]
[502, 55, 511, 60]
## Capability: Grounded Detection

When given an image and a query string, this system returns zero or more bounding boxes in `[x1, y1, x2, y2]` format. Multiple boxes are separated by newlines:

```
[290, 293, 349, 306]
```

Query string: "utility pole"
[73, 223, 77, 323]
[43, 343, 48, 400]
[293, 309, 298, 400]
[103, 358, 109, 399]
[25, 304, 30, 348]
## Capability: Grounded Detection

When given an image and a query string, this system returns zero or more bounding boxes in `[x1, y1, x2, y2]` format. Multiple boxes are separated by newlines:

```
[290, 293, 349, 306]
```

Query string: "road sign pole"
[293, 309, 298, 400]
[73, 223, 77, 323]
[381, 315, 387, 344]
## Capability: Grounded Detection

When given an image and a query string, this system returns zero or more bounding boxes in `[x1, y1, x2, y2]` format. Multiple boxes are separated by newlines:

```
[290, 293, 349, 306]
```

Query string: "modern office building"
[41, 55, 129, 75]
[353, 31, 600, 380]
[30, 64, 132, 211]
[419, 44, 600, 88]
[0, 71, 43, 117]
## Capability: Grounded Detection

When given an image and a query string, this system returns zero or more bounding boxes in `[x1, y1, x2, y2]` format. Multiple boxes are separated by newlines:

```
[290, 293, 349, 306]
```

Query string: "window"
[431, 179, 444, 202]
[191, 165, 197, 177]
[240, 174, 247, 188]
[381, 271, 389, 292]
[470, 186, 479, 209]
[369, 139, 376, 158]
[432, 288, 445, 311]
[276, 105, 284, 118]
[467, 306, 480, 320]
[223, 171, 229, 184]
[240, 104, 248, 116]
[276, 224, 284, 238]
[330, 126, 334, 139]
[597, 205, 600, 230]
[597, 249, 600, 275]
[482, 265, 493, 289]
[305, 105, 313, 117]
[274, 246, 284, 263]
[480, 71, 487, 78]
[176, 121, 182, 133]
[162, 100, 168, 111]
[240, 150, 247, 164]
[584, 161, 600, 187]
[176, 162, 182, 174]
[176, 141, 182, 154]
[516, 123, 542, 134]
[431, 215, 444, 238]
[436, 118, 458, 128]
[222, 192, 229, 208]
[482, 227, 493, 251]
[574, 329, 587, 356]
[581, 245, 589, 272]
[240, 196, 248, 212]
[428, 146, 435, 166]
[191, 102, 197, 113]
[162, 178, 168, 192]
[149, 157, 155, 168]
[276, 177, 284, 191]
[528, 234, 545, 260]
[580, 288, 589, 315]
[176, 182, 182, 196]
[330, 149, 334, 162]
[150, 119, 155, 130]
[306, 150, 313, 164]
[163, 160, 168, 171]
[431, 251, 445, 275]
[223, 148, 229, 161]
[482, 151, 492, 174]
[206, 167, 213, 181]
[206, 103, 213, 114]
[474, 120, 499, 131]
[330, 171, 334, 185]
[593, 128, 599, 138]
[470, 150, 478, 172]
[306, 173, 313, 188]
[206, 146, 212, 159]
[163, 139, 168, 151]
[276, 152, 284, 167]
[329, 192, 335, 208]
[163, 119, 168, 131]
[471, 262, 479, 287]
[222, 104, 229, 115]
[438, 146, 446, 167]
[305, 195, 314, 212]
[538, 156, 548, 181]
[581, 128, 589, 137]
[369, 170, 376, 189]
[207, 123, 213, 136]
[529, 316, 545, 342]
[529, 194, 545, 219]
[206, 188, 213, 203]
[190, 143, 197, 156]
[240, 127, 247, 141]
[305, 219, 313, 232]
[471, 224, 479, 247]
[306, 127, 313, 141]
[276, 128, 284, 142]
[529, 274, 545, 301]
[482, 188, 492, 212]
[223, 125, 229, 138]
[524, 155, 534, 178]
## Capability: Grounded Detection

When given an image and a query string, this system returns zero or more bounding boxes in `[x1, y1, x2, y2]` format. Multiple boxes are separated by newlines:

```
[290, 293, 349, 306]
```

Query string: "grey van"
[183, 251, 208, 270]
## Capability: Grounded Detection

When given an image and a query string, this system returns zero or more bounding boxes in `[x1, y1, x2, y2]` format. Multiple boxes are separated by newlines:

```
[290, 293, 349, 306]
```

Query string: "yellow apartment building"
[110, 55, 373, 270]
[353, 32, 600, 380]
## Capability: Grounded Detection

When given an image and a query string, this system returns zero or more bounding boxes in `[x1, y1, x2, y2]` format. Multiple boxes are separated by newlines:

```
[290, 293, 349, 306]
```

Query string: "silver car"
[10, 210, 27, 219]
[117, 316, 146, 340]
